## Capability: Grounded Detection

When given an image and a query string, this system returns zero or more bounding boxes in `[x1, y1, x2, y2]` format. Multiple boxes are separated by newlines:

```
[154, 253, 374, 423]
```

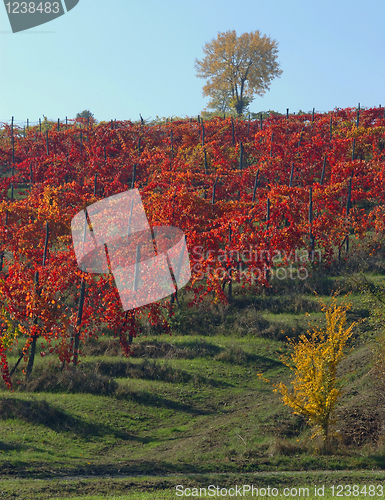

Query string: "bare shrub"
[267, 437, 305, 457]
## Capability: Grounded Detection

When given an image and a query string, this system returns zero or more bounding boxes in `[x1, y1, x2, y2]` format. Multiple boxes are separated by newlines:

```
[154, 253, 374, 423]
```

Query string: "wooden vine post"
[320, 156, 327, 185]
[298, 128, 304, 148]
[239, 142, 244, 170]
[42, 222, 49, 267]
[309, 187, 315, 261]
[252, 169, 259, 203]
[26, 222, 49, 379]
[289, 163, 294, 187]
[73, 277, 86, 367]
[131, 164, 137, 189]
[212, 177, 218, 205]
[330, 115, 333, 142]
[26, 271, 40, 379]
[0, 211, 7, 272]
[345, 176, 352, 253]
[265, 198, 270, 282]
[227, 224, 233, 300]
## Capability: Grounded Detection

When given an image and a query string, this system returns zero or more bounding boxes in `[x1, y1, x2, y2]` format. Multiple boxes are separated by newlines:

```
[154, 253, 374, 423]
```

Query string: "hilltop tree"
[195, 30, 282, 117]
[76, 110, 96, 123]
[205, 88, 233, 114]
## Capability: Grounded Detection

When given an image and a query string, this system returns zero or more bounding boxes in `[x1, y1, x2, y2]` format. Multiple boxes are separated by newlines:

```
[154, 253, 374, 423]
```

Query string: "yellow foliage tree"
[195, 30, 282, 116]
[260, 295, 356, 451]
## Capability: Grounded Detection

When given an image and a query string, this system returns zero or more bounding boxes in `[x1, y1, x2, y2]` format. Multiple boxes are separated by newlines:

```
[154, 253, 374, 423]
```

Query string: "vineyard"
[0, 106, 385, 389]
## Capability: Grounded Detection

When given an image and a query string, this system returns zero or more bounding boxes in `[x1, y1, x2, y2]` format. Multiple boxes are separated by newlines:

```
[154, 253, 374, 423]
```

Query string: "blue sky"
[1, 0, 384, 126]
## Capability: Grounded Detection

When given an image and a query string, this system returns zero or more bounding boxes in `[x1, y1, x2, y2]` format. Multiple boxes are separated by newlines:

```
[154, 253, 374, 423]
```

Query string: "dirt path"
[1, 469, 384, 482]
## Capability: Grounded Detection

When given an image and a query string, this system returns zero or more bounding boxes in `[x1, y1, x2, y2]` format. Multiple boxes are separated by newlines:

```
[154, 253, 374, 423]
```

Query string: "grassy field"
[2, 471, 385, 499]
[0, 241, 385, 499]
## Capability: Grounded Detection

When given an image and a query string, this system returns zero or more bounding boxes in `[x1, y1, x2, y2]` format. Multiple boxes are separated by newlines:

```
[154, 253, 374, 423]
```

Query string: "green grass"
[6, 185, 30, 200]
[0, 329, 383, 488]
[1, 472, 385, 499]
[1, 250, 385, 498]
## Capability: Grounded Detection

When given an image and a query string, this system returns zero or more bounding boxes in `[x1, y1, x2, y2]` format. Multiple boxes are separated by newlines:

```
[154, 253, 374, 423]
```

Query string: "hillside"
[0, 109, 385, 498]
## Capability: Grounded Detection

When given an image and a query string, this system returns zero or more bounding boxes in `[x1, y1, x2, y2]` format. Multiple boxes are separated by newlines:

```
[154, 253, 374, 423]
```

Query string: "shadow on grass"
[115, 388, 214, 416]
[214, 347, 283, 371]
[0, 441, 31, 452]
[14, 369, 118, 396]
[0, 459, 225, 479]
[131, 339, 222, 359]
[368, 455, 385, 468]
[95, 359, 231, 388]
[0, 398, 151, 443]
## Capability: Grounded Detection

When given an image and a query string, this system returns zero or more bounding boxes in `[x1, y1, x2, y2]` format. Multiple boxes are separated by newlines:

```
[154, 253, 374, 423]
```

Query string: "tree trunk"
[73, 329, 80, 366]
[73, 278, 86, 366]
[26, 334, 37, 379]
[26, 270, 40, 379]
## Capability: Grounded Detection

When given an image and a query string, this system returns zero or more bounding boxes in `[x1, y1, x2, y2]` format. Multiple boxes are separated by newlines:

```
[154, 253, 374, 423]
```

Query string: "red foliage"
[0, 107, 384, 386]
